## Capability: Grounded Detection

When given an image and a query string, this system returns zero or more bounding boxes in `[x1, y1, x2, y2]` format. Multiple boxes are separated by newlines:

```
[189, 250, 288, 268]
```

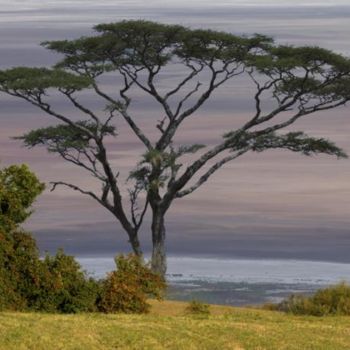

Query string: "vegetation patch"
[0, 232, 165, 314]
[184, 300, 211, 317]
[275, 282, 350, 316]
[97, 254, 166, 314]
[0, 229, 99, 313]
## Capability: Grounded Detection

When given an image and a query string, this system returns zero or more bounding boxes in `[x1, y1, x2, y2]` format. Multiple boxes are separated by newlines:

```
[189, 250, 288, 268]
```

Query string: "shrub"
[0, 230, 42, 311]
[0, 230, 166, 314]
[0, 163, 100, 313]
[277, 282, 350, 316]
[185, 300, 211, 316]
[32, 250, 100, 313]
[0, 229, 100, 313]
[98, 254, 166, 314]
[0, 230, 167, 314]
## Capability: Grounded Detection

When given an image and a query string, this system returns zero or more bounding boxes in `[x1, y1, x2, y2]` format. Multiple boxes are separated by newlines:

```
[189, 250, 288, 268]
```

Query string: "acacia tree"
[1, 21, 350, 275]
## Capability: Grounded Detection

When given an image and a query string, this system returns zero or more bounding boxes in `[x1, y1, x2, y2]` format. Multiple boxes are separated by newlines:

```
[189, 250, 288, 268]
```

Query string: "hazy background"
[0, 0, 350, 262]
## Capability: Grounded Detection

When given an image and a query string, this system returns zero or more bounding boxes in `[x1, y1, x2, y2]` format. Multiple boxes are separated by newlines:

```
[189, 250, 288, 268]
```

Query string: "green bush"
[0, 229, 100, 313]
[0, 246, 16, 310]
[185, 300, 211, 316]
[0, 230, 42, 311]
[31, 250, 100, 313]
[0, 230, 167, 314]
[98, 254, 166, 314]
[277, 282, 350, 316]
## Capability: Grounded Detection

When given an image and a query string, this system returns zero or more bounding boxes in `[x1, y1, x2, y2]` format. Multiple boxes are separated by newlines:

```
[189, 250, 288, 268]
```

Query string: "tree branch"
[50, 181, 112, 209]
[255, 99, 348, 136]
[176, 147, 250, 198]
[164, 61, 204, 99]
[91, 82, 153, 150]
[3, 89, 95, 138]
[59, 88, 101, 126]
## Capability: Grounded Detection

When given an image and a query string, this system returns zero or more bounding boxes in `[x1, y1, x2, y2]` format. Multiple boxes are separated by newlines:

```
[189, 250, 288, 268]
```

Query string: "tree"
[0, 164, 45, 231]
[0, 20, 350, 275]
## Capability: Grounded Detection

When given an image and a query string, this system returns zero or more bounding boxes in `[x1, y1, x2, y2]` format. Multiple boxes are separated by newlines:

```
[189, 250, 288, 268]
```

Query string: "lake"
[76, 255, 350, 305]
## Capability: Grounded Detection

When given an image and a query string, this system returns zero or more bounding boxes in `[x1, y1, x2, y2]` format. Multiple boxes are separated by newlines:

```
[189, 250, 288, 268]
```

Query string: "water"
[77, 256, 350, 305]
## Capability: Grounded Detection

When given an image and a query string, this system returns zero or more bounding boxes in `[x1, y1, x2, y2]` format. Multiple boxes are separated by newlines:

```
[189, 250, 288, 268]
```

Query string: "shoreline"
[75, 255, 350, 306]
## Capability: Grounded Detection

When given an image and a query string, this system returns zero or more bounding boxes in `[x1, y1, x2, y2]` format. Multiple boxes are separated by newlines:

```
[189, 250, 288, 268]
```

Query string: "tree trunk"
[114, 211, 143, 258]
[129, 234, 143, 257]
[151, 208, 167, 276]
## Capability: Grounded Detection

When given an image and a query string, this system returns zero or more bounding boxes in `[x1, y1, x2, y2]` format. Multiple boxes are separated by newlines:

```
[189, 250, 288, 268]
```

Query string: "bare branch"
[58, 149, 106, 181]
[59, 88, 101, 126]
[122, 65, 175, 120]
[3, 89, 95, 138]
[156, 117, 167, 134]
[91, 82, 153, 150]
[176, 147, 250, 198]
[137, 197, 149, 229]
[50, 181, 110, 208]
[129, 186, 149, 230]
[164, 61, 204, 99]
[163, 136, 235, 203]
[174, 81, 202, 118]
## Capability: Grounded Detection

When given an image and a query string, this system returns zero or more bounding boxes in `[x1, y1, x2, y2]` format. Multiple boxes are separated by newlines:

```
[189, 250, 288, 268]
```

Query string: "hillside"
[1, 300, 349, 349]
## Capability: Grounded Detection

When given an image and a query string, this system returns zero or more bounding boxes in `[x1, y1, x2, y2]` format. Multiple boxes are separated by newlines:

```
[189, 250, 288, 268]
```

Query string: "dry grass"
[1, 300, 350, 349]
[148, 299, 230, 316]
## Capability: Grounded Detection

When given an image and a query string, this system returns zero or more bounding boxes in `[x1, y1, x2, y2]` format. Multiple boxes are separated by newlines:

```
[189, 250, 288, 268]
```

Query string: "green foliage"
[0, 164, 45, 231]
[249, 45, 350, 74]
[16, 121, 116, 153]
[0, 231, 167, 314]
[0, 230, 33, 310]
[33, 250, 100, 313]
[0, 67, 91, 91]
[0, 229, 99, 313]
[40, 20, 273, 73]
[252, 132, 347, 158]
[178, 29, 271, 62]
[43, 21, 186, 71]
[224, 131, 347, 158]
[98, 254, 166, 314]
[277, 282, 350, 316]
[185, 300, 211, 316]
[247, 45, 350, 102]
[0, 164, 99, 313]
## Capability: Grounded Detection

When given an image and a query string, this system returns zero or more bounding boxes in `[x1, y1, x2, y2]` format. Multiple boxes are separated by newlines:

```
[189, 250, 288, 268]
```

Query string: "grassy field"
[1, 300, 350, 350]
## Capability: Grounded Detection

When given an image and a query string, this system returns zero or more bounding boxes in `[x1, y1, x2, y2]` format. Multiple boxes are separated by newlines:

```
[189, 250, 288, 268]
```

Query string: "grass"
[1, 300, 350, 349]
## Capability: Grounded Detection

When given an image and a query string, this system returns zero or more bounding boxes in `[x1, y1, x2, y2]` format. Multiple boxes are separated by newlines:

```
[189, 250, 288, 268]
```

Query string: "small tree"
[1, 21, 350, 275]
[0, 164, 45, 231]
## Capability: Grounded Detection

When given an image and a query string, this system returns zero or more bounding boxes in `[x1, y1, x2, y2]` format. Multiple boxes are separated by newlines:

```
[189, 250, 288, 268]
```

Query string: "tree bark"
[129, 234, 143, 257]
[151, 208, 167, 276]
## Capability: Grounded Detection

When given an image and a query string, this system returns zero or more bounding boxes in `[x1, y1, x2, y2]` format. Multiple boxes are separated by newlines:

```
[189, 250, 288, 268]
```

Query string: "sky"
[0, 0, 350, 261]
